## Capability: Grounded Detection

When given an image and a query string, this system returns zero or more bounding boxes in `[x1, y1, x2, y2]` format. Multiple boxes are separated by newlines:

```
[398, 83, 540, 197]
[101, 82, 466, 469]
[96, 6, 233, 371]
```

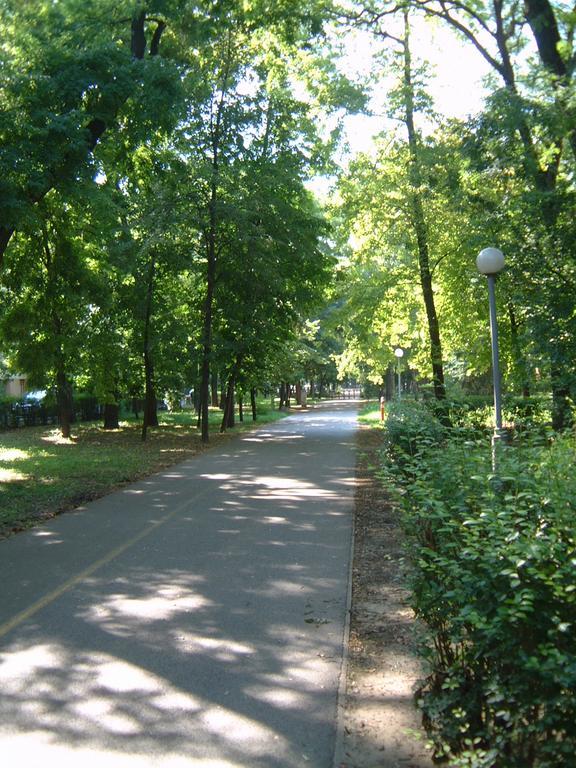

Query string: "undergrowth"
[377, 398, 576, 767]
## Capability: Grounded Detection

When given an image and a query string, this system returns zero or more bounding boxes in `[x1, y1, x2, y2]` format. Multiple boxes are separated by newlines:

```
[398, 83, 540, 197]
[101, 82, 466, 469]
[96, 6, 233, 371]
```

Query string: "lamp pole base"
[491, 428, 508, 472]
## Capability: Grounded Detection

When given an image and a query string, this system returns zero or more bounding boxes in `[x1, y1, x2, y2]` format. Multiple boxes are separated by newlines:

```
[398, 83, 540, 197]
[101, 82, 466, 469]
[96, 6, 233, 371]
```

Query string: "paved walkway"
[0, 402, 358, 767]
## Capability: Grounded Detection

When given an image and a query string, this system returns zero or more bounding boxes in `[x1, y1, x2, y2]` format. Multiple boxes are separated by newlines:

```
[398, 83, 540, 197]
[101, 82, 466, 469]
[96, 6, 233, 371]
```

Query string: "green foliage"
[0, 0, 354, 438]
[380, 399, 576, 766]
[329, 0, 576, 422]
[421, 394, 552, 438]
[384, 398, 447, 460]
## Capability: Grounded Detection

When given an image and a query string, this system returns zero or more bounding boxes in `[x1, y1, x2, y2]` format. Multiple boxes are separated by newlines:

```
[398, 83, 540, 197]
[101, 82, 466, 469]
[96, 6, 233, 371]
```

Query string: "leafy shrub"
[381, 401, 576, 766]
[503, 396, 552, 439]
[421, 395, 552, 440]
[385, 398, 447, 461]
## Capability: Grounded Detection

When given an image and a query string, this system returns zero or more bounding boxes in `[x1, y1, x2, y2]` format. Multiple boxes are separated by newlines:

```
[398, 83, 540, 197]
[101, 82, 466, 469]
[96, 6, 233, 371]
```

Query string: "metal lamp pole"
[476, 247, 505, 470]
[394, 348, 404, 400]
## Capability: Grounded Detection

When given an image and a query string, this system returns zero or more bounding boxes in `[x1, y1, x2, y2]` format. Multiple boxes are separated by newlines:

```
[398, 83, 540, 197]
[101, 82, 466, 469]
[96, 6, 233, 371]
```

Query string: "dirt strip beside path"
[337, 426, 433, 768]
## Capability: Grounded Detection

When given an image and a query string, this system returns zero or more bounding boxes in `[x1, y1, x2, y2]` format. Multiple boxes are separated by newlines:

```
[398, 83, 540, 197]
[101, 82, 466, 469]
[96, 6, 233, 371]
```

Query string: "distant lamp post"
[476, 247, 506, 469]
[394, 348, 404, 400]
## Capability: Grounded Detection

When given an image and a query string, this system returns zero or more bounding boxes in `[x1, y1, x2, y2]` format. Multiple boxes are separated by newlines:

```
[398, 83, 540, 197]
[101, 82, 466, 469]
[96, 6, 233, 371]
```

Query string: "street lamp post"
[394, 348, 404, 400]
[476, 247, 505, 470]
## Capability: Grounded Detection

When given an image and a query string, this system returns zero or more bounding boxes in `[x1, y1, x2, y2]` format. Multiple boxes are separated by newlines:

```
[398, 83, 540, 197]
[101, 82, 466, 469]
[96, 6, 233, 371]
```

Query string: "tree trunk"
[238, 393, 243, 422]
[220, 378, 236, 432]
[0, 227, 14, 267]
[199, 235, 216, 442]
[200, 32, 233, 443]
[143, 368, 158, 427]
[227, 384, 235, 428]
[142, 256, 158, 442]
[403, 11, 446, 401]
[295, 382, 302, 405]
[551, 354, 573, 431]
[103, 403, 120, 430]
[56, 364, 73, 440]
[409, 0, 570, 420]
[251, 387, 257, 421]
[43, 229, 73, 438]
[279, 381, 286, 409]
[486, 1, 571, 423]
[508, 303, 530, 397]
[193, 361, 202, 413]
[385, 365, 395, 401]
[523, 0, 576, 162]
[219, 378, 226, 410]
[211, 371, 219, 407]
[524, 0, 566, 78]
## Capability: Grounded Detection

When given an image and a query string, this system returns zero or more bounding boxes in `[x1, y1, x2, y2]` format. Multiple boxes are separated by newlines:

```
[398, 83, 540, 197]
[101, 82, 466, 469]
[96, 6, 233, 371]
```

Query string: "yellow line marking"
[0, 486, 209, 642]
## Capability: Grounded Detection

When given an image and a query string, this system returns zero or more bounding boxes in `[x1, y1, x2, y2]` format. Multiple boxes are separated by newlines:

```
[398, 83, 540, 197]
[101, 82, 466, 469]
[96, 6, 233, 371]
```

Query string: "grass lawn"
[0, 404, 289, 538]
[357, 401, 385, 426]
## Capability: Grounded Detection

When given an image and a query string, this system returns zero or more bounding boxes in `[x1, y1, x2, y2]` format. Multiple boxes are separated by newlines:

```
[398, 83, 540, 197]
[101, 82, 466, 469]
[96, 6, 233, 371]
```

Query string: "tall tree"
[338, 0, 576, 425]
[0, 191, 105, 437]
[176, 2, 362, 441]
[0, 0, 188, 264]
[398, 10, 446, 399]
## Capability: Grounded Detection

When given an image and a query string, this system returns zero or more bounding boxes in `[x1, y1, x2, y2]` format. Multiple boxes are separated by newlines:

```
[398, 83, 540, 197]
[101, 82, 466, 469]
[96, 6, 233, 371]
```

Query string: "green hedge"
[380, 400, 576, 767]
[420, 395, 552, 438]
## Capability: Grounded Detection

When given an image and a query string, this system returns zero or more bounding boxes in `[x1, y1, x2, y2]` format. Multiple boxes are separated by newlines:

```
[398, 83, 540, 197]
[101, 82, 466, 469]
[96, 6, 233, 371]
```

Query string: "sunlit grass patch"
[0, 448, 30, 462]
[40, 430, 78, 445]
[0, 403, 289, 538]
[0, 467, 30, 482]
[358, 401, 385, 426]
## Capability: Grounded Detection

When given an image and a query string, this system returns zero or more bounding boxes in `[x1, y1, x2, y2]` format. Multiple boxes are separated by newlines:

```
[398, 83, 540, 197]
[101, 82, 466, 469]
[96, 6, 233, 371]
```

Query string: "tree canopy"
[0, 0, 574, 435]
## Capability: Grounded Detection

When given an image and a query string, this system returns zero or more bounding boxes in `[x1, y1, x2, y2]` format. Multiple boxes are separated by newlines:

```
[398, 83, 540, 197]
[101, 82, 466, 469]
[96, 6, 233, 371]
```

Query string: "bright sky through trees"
[336, 18, 492, 156]
[306, 16, 491, 199]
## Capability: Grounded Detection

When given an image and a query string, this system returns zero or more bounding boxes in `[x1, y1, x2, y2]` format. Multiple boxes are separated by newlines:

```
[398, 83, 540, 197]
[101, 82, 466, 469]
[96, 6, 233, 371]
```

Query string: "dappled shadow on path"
[0, 404, 358, 767]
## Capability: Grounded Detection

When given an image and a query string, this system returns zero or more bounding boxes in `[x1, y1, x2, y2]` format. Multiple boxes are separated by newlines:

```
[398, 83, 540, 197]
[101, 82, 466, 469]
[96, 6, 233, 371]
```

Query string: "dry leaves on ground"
[337, 426, 433, 768]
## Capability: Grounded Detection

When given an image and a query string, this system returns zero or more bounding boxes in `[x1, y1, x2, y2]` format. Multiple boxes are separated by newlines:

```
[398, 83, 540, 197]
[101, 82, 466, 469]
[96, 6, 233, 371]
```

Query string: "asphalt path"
[0, 401, 358, 767]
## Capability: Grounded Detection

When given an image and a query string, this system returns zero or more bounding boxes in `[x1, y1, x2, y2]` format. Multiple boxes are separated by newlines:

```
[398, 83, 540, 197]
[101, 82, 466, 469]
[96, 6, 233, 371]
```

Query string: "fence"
[0, 398, 102, 430]
[335, 387, 363, 400]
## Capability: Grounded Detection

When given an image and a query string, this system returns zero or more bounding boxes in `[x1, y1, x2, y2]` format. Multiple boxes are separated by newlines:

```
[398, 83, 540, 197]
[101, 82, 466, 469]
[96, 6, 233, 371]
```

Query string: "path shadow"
[0, 405, 359, 767]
